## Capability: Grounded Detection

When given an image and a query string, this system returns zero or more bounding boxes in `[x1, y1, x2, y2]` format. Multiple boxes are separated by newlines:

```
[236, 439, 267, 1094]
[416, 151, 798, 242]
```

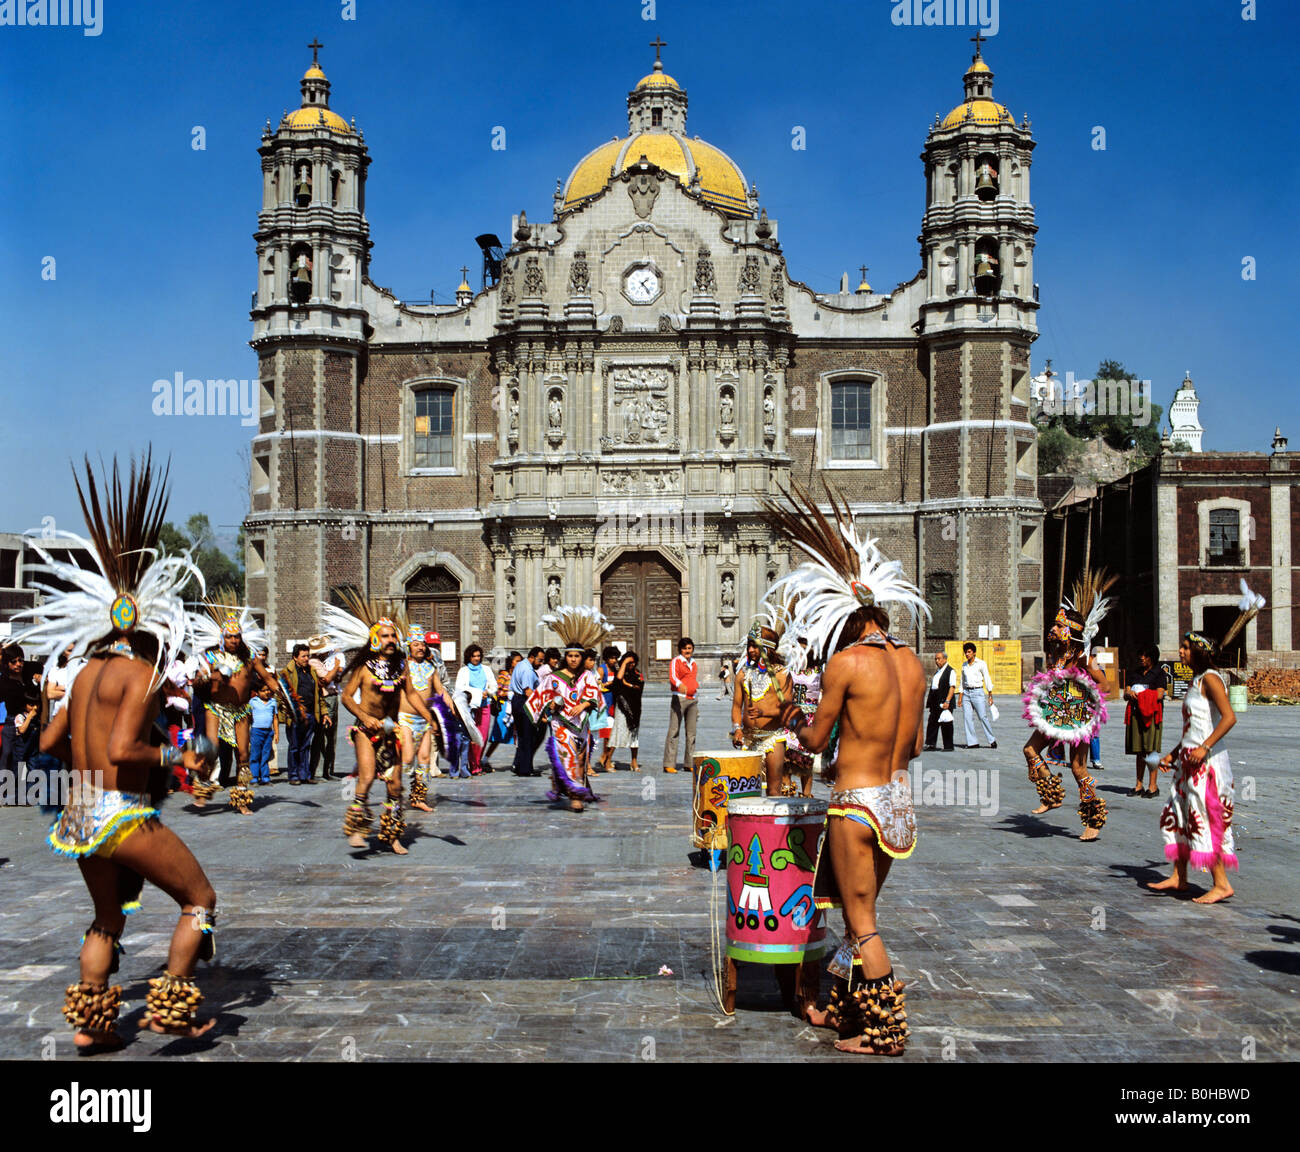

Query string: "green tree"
[161, 515, 242, 600]
[1037, 424, 1085, 474]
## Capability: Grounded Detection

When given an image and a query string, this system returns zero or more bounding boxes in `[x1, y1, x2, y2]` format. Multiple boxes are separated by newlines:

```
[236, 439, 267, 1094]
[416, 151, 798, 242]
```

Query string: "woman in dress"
[611, 650, 645, 772]
[485, 652, 520, 760]
[1123, 645, 1166, 797]
[1147, 634, 1238, 903]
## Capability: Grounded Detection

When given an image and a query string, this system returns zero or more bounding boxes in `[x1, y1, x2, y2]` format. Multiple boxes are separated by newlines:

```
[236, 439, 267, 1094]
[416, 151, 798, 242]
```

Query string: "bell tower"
[915, 40, 1044, 667]
[246, 42, 373, 651]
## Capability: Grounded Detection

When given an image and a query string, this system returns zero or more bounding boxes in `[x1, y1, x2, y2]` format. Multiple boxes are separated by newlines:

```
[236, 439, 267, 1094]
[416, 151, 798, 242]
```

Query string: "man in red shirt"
[661, 637, 697, 774]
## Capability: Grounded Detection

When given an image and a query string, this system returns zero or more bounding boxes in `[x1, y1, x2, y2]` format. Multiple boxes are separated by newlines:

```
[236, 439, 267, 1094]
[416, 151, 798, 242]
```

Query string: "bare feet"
[139, 1015, 217, 1039]
[833, 1034, 905, 1056]
[1079, 827, 1100, 842]
[1031, 802, 1060, 815]
[389, 840, 408, 855]
[570, 799, 585, 813]
[410, 800, 435, 813]
[1146, 875, 1187, 892]
[74, 1028, 125, 1054]
[347, 832, 368, 848]
[1193, 885, 1233, 904]
[803, 1004, 835, 1029]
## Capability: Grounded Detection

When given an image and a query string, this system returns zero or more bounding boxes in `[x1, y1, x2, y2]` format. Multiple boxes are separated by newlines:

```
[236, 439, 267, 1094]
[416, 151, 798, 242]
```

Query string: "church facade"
[244, 43, 1045, 677]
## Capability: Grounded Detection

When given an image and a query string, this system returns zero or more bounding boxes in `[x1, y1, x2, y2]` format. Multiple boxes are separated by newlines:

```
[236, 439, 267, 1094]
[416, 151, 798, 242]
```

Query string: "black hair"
[678, 637, 694, 652]
[527, 646, 545, 660]
[602, 646, 621, 662]
[292, 643, 309, 658]
[544, 647, 561, 665]
[465, 643, 484, 662]
[1141, 643, 1160, 665]
[962, 641, 977, 654]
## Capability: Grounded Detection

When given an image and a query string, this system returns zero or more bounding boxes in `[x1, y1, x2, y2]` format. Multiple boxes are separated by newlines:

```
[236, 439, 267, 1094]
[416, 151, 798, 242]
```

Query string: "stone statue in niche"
[508, 392, 519, 434]
[505, 576, 516, 615]
[719, 389, 735, 428]
[694, 247, 716, 295]
[739, 254, 761, 295]
[499, 263, 515, 306]
[762, 388, 775, 429]
[548, 392, 563, 429]
[721, 572, 735, 610]
[547, 575, 562, 611]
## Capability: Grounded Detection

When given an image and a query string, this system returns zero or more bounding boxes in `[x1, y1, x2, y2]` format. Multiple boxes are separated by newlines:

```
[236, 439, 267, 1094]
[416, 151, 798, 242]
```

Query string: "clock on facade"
[623, 264, 661, 304]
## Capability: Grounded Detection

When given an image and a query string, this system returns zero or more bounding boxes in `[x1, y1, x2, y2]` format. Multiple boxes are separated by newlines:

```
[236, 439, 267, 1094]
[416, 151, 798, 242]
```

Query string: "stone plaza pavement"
[0, 691, 1296, 1063]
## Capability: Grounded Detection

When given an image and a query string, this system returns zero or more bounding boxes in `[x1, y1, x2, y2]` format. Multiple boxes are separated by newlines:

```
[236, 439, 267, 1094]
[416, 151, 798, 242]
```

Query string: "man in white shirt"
[954, 642, 997, 749]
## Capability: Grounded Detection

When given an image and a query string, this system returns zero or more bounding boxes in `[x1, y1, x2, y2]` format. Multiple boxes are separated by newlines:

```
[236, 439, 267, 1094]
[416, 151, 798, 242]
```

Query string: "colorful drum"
[725, 796, 828, 964]
[691, 750, 764, 851]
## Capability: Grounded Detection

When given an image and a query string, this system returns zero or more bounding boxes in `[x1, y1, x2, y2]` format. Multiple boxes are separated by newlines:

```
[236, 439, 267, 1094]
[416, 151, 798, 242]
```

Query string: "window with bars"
[830, 381, 872, 460]
[1207, 508, 1241, 566]
[413, 389, 455, 469]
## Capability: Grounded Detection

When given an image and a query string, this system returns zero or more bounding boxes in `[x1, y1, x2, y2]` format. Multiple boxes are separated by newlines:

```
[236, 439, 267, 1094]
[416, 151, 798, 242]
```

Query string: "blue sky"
[1, 0, 1295, 541]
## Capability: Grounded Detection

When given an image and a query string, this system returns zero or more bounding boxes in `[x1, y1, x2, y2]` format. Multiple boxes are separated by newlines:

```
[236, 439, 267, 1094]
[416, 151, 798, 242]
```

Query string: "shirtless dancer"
[193, 607, 287, 814]
[766, 479, 930, 1056]
[322, 598, 435, 853]
[731, 625, 794, 797]
[14, 455, 220, 1051]
[400, 627, 456, 812]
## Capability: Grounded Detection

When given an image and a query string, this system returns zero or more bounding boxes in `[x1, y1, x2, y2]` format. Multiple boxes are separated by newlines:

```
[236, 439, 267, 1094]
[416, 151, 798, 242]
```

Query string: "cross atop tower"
[308, 38, 323, 65]
[460, 265, 469, 282]
[859, 264, 869, 281]
[649, 36, 667, 64]
[969, 29, 985, 60]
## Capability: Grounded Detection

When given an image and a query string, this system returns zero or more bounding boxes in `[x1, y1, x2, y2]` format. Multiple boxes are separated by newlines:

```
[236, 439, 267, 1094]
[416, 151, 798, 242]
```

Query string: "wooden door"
[601, 552, 682, 683]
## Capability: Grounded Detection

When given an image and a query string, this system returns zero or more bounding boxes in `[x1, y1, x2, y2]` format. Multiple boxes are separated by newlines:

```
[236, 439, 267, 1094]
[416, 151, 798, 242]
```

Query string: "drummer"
[731, 623, 794, 797]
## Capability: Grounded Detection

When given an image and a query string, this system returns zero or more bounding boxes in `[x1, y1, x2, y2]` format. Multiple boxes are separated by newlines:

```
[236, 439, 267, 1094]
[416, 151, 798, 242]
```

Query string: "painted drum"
[725, 796, 828, 964]
[692, 750, 764, 851]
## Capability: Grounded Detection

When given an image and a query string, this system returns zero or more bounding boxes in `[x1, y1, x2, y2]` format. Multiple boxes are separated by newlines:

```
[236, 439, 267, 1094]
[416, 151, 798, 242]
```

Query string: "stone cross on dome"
[970, 29, 985, 60]
[649, 36, 667, 64]
[308, 38, 323, 65]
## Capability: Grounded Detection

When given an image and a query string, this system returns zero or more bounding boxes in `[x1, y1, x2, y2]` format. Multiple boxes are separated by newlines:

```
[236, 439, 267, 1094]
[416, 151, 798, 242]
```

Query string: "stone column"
[1270, 481, 1292, 652]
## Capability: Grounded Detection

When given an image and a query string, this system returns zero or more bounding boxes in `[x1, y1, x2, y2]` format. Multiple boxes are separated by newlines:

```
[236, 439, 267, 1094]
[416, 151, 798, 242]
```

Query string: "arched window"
[830, 381, 872, 461]
[413, 389, 455, 468]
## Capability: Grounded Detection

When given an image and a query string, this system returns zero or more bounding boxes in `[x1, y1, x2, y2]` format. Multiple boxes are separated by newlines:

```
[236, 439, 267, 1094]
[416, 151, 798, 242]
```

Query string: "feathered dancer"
[11, 453, 221, 1051]
[188, 587, 268, 659]
[1060, 567, 1119, 657]
[529, 605, 612, 811]
[763, 478, 930, 663]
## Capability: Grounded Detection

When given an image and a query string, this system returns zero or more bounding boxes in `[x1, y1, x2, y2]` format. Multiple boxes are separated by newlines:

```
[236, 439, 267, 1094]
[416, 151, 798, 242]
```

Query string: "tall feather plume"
[1219, 578, 1266, 652]
[191, 586, 267, 653]
[540, 605, 612, 650]
[762, 478, 929, 660]
[319, 588, 404, 653]
[1065, 566, 1119, 655]
[11, 454, 201, 691]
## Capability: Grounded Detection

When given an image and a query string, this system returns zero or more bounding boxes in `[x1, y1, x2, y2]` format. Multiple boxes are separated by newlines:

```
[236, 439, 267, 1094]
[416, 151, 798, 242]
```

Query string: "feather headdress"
[10, 453, 201, 690]
[540, 605, 612, 652]
[1190, 578, 1267, 656]
[1060, 567, 1119, 656]
[189, 587, 267, 654]
[320, 588, 406, 654]
[763, 479, 930, 659]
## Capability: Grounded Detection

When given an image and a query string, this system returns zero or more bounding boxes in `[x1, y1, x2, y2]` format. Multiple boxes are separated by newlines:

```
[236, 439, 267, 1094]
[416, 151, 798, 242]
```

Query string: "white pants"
[962, 688, 995, 746]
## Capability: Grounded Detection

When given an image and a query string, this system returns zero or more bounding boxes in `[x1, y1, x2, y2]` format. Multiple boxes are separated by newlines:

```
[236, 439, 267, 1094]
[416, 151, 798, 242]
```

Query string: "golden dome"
[285, 106, 352, 134]
[966, 58, 991, 74]
[941, 97, 1014, 130]
[562, 131, 749, 216]
[636, 70, 680, 90]
[303, 64, 327, 81]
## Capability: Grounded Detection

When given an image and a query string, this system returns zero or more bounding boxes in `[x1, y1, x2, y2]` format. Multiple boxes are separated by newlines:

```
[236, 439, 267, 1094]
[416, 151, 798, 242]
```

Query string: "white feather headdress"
[319, 589, 406, 654]
[1060, 567, 1119, 657]
[540, 605, 612, 651]
[189, 590, 267, 655]
[9, 454, 201, 691]
[764, 480, 930, 661]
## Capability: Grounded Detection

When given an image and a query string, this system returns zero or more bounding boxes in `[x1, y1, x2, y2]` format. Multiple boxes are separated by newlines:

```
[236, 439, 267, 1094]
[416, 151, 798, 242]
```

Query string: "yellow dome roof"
[303, 64, 327, 81]
[636, 70, 680, 90]
[562, 131, 749, 216]
[966, 58, 991, 74]
[286, 106, 351, 134]
[941, 97, 1014, 130]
